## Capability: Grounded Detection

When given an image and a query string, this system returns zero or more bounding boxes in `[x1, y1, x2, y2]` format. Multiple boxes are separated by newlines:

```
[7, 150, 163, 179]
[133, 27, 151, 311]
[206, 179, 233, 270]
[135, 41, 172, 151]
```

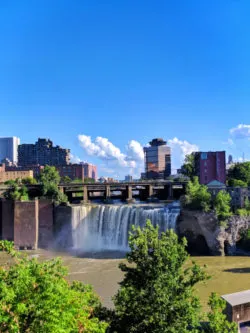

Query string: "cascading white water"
[71, 203, 180, 251]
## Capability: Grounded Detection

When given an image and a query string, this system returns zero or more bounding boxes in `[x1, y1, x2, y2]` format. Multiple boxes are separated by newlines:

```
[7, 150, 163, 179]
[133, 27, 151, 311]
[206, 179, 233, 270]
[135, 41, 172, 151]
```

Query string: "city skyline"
[1, 1, 250, 178]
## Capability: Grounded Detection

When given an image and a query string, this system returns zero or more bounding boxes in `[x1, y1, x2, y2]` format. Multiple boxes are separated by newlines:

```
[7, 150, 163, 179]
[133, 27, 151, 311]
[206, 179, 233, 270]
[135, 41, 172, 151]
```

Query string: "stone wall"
[1, 199, 14, 241]
[0, 199, 54, 250]
[178, 210, 250, 255]
[38, 200, 53, 248]
[14, 200, 39, 249]
[53, 204, 73, 249]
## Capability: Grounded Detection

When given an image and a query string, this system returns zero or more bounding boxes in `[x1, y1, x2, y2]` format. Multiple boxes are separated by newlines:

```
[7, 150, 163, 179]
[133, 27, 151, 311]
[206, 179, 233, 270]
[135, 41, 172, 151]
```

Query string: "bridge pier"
[139, 185, 153, 201]
[83, 186, 88, 203]
[105, 185, 111, 199]
[124, 185, 133, 203]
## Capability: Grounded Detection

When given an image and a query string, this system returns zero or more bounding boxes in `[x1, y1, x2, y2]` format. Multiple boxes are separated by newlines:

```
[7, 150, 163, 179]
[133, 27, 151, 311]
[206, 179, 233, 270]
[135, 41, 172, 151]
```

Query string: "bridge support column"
[105, 185, 111, 199]
[168, 185, 173, 199]
[126, 185, 133, 203]
[58, 186, 65, 194]
[83, 186, 89, 203]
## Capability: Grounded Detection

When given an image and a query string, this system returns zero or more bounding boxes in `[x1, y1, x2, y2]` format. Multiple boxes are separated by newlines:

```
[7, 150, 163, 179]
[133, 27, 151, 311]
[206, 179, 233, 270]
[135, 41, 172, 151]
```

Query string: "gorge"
[1, 198, 250, 256]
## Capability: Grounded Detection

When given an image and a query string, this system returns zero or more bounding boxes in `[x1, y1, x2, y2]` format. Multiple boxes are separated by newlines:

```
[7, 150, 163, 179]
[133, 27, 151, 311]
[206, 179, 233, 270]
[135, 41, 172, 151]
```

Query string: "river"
[7, 249, 249, 311]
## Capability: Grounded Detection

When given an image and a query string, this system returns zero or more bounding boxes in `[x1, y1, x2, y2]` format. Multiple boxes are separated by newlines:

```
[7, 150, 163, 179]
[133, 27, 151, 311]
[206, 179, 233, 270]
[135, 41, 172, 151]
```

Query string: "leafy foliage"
[21, 177, 37, 185]
[61, 176, 72, 183]
[0, 241, 108, 333]
[39, 166, 68, 203]
[227, 162, 250, 186]
[228, 178, 247, 187]
[202, 293, 237, 333]
[183, 177, 211, 212]
[110, 220, 208, 333]
[3, 183, 29, 201]
[84, 178, 95, 184]
[214, 191, 232, 223]
[181, 153, 196, 179]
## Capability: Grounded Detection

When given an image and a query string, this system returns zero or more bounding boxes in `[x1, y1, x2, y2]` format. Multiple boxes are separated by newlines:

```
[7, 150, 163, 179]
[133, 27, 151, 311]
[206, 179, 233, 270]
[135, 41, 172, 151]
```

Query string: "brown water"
[2, 250, 250, 310]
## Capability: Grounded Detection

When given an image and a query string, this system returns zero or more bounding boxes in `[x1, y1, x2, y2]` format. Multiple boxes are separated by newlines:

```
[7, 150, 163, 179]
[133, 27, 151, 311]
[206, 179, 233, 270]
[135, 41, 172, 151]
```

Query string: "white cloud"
[78, 135, 142, 169]
[126, 140, 144, 161]
[223, 138, 234, 146]
[70, 154, 81, 163]
[168, 137, 199, 172]
[78, 134, 199, 177]
[230, 124, 250, 139]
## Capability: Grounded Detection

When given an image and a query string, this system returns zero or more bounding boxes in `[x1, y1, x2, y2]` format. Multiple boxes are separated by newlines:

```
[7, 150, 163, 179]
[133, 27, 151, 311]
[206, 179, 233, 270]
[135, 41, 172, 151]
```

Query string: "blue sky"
[1, 0, 250, 178]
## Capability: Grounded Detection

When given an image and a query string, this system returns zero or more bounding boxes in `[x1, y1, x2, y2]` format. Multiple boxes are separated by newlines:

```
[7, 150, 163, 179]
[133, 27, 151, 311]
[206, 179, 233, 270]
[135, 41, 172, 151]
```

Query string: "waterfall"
[71, 203, 180, 251]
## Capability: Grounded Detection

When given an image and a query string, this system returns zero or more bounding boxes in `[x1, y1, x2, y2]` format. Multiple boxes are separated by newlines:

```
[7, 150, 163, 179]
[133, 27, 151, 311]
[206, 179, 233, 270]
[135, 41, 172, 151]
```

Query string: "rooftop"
[222, 290, 250, 306]
[149, 138, 167, 146]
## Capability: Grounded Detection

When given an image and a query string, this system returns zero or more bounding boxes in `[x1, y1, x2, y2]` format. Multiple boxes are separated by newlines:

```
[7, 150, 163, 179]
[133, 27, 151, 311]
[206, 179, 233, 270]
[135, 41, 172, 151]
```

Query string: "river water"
[2, 202, 250, 311]
[5, 249, 248, 311]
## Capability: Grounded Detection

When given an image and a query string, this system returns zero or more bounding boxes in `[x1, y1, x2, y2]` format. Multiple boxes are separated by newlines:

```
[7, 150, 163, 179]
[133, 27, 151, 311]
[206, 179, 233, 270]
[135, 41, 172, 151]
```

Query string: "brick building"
[57, 164, 85, 182]
[81, 163, 97, 180]
[0, 164, 33, 183]
[5, 165, 44, 178]
[18, 138, 70, 167]
[57, 163, 97, 182]
[194, 151, 226, 185]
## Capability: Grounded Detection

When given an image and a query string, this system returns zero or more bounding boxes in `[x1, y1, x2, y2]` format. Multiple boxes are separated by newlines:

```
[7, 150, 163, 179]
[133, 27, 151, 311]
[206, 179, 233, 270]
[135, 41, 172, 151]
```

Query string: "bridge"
[0, 181, 187, 203]
[59, 181, 187, 203]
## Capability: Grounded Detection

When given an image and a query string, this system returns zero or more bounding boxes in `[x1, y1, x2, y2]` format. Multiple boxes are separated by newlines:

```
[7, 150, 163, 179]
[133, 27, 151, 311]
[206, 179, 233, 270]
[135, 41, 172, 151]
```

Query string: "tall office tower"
[0, 137, 20, 164]
[194, 151, 226, 185]
[228, 154, 233, 165]
[143, 138, 171, 179]
[18, 138, 70, 166]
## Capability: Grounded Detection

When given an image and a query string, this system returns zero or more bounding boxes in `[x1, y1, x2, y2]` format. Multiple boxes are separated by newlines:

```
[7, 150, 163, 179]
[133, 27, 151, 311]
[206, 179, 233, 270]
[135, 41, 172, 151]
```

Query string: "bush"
[184, 177, 211, 212]
[0, 241, 108, 332]
[214, 191, 232, 224]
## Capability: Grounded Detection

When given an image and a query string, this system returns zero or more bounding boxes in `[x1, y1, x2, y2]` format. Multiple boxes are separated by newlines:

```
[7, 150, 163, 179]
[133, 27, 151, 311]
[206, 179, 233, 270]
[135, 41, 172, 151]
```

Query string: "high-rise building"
[0, 137, 20, 163]
[194, 151, 226, 185]
[143, 138, 171, 179]
[125, 175, 133, 182]
[228, 154, 233, 165]
[18, 138, 70, 167]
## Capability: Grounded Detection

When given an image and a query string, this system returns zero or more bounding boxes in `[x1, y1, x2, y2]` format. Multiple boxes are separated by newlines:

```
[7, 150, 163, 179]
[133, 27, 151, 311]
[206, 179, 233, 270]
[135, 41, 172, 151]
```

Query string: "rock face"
[177, 210, 250, 256]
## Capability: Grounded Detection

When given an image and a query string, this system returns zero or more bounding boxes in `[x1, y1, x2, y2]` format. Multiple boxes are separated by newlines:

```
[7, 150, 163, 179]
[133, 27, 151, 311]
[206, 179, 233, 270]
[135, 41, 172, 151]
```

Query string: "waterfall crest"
[71, 203, 180, 251]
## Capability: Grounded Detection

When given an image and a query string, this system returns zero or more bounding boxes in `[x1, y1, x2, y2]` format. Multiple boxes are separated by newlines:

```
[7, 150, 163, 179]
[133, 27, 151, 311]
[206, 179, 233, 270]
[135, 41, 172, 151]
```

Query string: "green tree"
[71, 178, 83, 183]
[0, 241, 108, 333]
[181, 153, 196, 179]
[202, 293, 237, 333]
[228, 162, 250, 186]
[40, 165, 61, 186]
[3, 184, 29, 201]
[228, 178, 247, 187]
[111, 220, 208, 333]
[214, 191, 232, 223]
[245, 197, 250, 210]
[61, 176, 72, 183]
[21, 176, 37, 185]
[84, 178, 95, 184]
[184, 177, 211, 212]
[39, 166, 67, 203]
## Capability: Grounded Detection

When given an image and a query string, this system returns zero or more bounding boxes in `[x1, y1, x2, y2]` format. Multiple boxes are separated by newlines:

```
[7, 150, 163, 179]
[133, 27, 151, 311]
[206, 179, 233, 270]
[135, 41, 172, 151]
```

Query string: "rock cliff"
[177, 210, 250, 255]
